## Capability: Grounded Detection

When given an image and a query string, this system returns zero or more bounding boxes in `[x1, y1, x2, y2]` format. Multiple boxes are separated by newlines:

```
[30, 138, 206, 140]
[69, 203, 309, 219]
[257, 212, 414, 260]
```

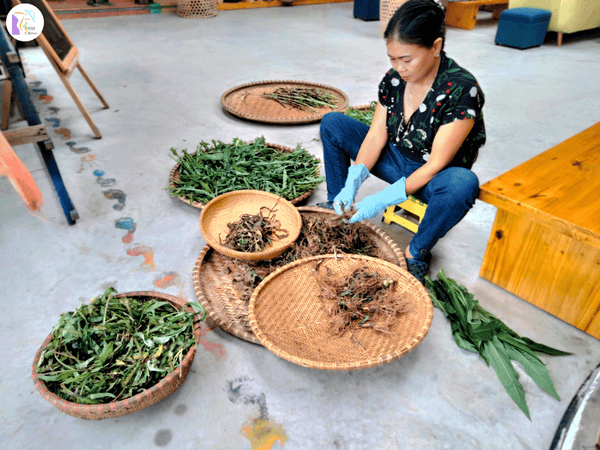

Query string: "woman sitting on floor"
[317, 0, 486, 283]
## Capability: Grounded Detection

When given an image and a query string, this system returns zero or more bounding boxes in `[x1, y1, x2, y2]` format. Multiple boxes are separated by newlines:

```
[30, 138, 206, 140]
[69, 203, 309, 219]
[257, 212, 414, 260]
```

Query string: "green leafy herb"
[168, 137, 325, 205]
[425, 269, 571, 419]
[36, 288, 206, 404]
[343, 101, 376, 125]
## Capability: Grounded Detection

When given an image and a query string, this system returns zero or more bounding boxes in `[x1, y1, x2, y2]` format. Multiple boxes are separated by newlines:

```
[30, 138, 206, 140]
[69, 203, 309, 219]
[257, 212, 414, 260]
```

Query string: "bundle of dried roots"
[314, 265, 410, 336]
[221, 204, 288, 253]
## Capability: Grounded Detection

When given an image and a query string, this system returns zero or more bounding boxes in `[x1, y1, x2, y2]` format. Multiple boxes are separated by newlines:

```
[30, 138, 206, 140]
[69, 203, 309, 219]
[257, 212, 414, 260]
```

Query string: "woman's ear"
[433, 37, 443, 56]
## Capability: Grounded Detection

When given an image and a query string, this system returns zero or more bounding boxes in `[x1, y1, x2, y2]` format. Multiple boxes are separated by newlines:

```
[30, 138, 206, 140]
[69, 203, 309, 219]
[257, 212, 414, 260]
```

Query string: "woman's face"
[386, 39, 441, 84]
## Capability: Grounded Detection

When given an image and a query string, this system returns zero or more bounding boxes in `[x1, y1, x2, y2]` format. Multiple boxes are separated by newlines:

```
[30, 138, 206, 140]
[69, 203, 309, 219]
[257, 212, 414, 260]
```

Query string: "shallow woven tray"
[168, 142, 317, 210]
[200, 190, 302, 261]
[192, 207, 407, 345]
[32, 291, 201, 420]
[248, 254, 433, 370]
[221, 80, 349, 124]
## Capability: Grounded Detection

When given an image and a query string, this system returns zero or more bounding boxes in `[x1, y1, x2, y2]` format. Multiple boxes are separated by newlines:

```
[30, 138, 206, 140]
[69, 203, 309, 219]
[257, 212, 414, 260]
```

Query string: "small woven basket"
[31, 292, 201, 420]
[168, 142, 317, 210]
[199, 190, 302, 261]
[248, 254, 433, 370]
[177, 0, 217, 18]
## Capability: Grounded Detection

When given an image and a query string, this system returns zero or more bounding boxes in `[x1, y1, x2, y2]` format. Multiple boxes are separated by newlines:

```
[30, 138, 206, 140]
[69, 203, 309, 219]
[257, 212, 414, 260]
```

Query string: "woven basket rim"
[248, 254, 432, 370]
[220, 80, 350, 124]
[192, 206, 408, 345]
[168, 141, 316, 210]
[31, 291, 201, 419]
[199, 190, 302, 261]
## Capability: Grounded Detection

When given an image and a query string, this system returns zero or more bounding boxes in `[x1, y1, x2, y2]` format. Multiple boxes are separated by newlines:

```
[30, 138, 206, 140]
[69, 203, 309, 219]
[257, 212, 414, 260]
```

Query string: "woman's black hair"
[384, 0, 446, 50]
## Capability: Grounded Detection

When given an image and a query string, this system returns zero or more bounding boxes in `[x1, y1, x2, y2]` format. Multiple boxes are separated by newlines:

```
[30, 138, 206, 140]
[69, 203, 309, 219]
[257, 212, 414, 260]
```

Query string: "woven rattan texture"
[193, 207, 407, 345]
[31, 292, 201, 420]
[221, 80, 349, 124]
[379, 0, 410, 36]
[168, 142, 316, 210]
[248, 254, 432, 370]
[199, 190, 302, 261]
[177, 0, 217, 18]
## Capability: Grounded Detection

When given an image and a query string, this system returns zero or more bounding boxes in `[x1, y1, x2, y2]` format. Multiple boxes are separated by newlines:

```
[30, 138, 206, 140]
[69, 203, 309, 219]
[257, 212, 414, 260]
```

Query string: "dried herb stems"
[221, 202, 289, 253]
[315, 266, 410, 336]
[35, 288, 206, 405]
[261, 87, 341, 112]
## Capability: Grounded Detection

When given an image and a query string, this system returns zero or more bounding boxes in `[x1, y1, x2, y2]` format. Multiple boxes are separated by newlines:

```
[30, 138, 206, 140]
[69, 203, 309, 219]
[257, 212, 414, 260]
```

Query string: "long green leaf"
[521, 337, 572, 356]
[506, 346, 560, 401]
[497, 332, 543, 363]
[483, 336, 530, 419]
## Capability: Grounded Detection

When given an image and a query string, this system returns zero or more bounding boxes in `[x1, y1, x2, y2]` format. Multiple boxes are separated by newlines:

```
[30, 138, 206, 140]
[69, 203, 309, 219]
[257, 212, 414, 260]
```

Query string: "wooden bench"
[446, 0, 508, 30]
[478, 122, 600, 339]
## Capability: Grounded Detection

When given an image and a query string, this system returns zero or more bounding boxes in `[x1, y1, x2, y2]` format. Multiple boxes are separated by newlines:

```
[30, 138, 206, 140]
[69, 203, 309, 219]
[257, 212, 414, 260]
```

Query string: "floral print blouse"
[378, 51, 486, 169]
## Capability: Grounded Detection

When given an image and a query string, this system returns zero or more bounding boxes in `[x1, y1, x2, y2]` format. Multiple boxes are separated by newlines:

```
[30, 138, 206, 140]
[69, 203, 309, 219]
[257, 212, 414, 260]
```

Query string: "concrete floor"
[2, 4, 600, 449]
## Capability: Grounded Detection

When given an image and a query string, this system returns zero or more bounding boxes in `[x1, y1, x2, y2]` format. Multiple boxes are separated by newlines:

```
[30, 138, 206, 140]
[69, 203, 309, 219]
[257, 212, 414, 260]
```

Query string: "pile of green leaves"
[169, 137, 325, 205]
[35, 288, 206, 404]
[343, 101, 376, 126]
[425, 269, 571, 419]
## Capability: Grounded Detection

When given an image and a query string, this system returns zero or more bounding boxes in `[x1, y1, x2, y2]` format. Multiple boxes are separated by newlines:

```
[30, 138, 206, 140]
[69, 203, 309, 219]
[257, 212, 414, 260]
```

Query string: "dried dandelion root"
[221, 204, 289, 253]
[315, 266, 410, 336]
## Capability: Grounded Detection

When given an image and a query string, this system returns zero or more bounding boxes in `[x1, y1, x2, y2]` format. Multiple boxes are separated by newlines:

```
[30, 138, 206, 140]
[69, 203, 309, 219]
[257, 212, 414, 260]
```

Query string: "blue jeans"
[320, 112, 479, 261]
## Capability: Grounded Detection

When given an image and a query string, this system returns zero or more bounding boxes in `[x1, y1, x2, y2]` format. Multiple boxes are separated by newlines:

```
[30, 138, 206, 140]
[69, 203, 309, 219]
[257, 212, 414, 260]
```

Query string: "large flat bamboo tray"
[248, 254, 433, 370]
[192, 207, 407, 345]
[31, 292, 201, 420]
[168, 142, 317, 210]
[221, 80, 349, 124]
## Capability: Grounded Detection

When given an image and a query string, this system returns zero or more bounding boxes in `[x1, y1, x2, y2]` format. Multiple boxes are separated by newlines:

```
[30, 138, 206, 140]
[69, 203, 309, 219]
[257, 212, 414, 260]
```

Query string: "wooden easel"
[14, 0, 109, 138]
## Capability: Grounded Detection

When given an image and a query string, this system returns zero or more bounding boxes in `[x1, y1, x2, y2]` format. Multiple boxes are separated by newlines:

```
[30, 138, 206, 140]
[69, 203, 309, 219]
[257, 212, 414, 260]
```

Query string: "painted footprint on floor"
[154, 271, 182, 290]
[240, 417, 287, 450]
[45, 117, 60, 128]
[77, 154, 103, 172]
[39, 95, 54, 104]
[103, 189, 126, 210]
[126, 244, 155, 270]
[115, 217, 136, 243]
[33, 88, 48, 96]
[93, 169, 116, 187]
[67, 141, 90, 154]
[29, 81, 42, 87]
[54, 128, 71, 140]
[48, 107, 60, 115]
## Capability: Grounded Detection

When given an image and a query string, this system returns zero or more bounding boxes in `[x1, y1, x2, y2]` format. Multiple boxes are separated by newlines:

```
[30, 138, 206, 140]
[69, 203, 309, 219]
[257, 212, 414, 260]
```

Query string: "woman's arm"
[353, 102, 389, 170]
[404, 118, 475, 195]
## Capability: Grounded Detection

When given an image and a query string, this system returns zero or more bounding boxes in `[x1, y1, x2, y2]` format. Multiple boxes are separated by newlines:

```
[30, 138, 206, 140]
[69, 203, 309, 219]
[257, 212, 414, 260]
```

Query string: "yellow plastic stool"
[382, 195, 428, 233]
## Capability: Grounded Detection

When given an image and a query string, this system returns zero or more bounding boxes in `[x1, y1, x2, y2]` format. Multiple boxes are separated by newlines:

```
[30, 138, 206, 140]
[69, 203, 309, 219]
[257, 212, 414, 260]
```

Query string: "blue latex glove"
[349, 177, 408, 223]
[333, 163, 370, 215]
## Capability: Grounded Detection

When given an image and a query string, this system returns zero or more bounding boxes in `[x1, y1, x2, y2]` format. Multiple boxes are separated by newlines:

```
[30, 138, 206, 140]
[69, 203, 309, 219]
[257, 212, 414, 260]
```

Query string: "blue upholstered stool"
[495, 7, 552, 49]
[353, 0, 379, 21]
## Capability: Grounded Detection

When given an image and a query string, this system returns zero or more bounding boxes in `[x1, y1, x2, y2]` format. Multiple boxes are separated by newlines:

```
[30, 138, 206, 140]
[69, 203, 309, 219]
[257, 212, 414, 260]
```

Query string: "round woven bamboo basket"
[199, 190, 302, 261]
[31, 291, 202, 420]
[168, 142, 317, 210]
[177, 0, 216, 18]
[192, 206, 407, 345]
[248, 254, 432, 370]
[221, 80, 349, 124]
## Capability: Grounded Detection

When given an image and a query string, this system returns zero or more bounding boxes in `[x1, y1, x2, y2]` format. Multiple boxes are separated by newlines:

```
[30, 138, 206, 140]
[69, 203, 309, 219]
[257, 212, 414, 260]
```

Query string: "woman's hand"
[405, 118, 475, 194]
[349, 177, 407, 223]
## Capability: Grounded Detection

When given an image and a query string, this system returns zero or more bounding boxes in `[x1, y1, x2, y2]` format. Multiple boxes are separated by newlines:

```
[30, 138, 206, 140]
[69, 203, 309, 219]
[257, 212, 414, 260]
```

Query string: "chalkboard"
[15, 0, 78, 72]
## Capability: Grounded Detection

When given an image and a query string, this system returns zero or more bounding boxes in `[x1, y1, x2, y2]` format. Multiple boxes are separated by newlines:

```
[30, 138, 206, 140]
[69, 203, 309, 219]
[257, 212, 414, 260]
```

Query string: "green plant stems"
[35, 288, 206, 404]
[168, 137, 324, 205]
